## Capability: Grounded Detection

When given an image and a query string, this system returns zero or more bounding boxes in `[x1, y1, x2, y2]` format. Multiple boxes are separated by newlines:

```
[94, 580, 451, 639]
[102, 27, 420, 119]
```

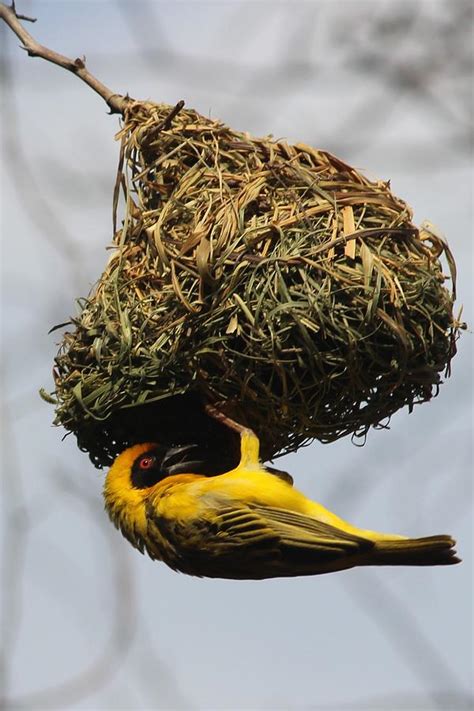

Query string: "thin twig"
[0, 1, 131, 114]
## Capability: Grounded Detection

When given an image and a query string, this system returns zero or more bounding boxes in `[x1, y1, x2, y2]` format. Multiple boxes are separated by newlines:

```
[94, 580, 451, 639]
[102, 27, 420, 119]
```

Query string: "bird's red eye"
[139, 456, 155, 470]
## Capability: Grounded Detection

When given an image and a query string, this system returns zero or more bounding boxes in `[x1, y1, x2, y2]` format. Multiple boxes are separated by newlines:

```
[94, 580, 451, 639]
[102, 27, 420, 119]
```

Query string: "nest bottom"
[75, 392, 245, 472]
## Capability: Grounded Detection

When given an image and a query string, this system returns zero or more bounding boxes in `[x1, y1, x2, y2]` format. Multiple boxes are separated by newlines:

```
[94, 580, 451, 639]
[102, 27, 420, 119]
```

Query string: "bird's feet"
[204, 403, 262, 471]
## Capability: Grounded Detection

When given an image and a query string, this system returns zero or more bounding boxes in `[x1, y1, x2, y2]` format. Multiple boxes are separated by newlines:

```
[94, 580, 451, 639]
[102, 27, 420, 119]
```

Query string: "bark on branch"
[0, 1, 131, 114]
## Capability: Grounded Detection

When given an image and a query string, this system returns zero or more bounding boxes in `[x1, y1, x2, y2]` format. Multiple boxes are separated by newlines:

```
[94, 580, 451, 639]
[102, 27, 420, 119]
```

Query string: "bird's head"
[104, 441, 202, 553]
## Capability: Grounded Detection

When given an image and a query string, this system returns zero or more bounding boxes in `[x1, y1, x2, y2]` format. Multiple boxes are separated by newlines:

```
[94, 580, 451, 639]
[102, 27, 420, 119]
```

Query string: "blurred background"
[0, 1, 472, 709]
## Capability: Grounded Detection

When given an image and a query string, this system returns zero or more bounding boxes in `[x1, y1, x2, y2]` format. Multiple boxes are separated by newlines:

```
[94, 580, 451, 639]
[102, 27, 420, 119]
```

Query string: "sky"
[0, 1, 472, 710]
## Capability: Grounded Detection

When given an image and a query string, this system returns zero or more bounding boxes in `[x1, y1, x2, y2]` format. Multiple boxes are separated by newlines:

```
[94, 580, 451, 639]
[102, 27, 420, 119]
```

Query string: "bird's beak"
[161, 444, 205, 475]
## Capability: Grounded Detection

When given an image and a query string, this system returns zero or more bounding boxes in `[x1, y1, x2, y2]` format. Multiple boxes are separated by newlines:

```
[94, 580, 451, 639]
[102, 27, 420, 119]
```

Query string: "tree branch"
[0, 1, 131, 114]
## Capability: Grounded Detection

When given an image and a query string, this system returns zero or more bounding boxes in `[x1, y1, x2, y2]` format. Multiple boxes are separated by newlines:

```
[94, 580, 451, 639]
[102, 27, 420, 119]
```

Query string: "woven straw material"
[50, 101, 459, 467]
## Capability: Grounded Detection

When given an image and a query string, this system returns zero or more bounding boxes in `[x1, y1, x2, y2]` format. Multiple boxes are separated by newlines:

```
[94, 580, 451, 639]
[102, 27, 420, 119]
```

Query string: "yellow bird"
[104, 430, 460, 579]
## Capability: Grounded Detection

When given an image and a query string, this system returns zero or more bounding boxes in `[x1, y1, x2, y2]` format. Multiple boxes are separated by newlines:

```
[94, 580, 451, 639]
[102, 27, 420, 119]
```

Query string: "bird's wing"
[248, 504, 373, 555]
[147, 501, 374, 579]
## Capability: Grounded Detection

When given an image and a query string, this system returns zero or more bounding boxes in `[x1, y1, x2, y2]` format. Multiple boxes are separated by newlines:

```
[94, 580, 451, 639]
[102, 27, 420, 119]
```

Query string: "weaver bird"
[104, 430, 460, 579]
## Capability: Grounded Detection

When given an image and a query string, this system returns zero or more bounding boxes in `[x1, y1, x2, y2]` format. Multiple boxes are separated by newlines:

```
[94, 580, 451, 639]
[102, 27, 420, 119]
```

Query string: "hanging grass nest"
[48, 100, 461, 468]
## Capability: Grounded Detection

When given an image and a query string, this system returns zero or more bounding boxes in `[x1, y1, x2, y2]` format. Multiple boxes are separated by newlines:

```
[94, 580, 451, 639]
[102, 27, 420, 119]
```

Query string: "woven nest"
[48, 100, 461, 469]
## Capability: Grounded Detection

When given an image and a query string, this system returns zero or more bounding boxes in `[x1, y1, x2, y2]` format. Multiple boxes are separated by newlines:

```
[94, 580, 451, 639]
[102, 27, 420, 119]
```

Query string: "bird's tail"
[371, 535, 460, 566]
